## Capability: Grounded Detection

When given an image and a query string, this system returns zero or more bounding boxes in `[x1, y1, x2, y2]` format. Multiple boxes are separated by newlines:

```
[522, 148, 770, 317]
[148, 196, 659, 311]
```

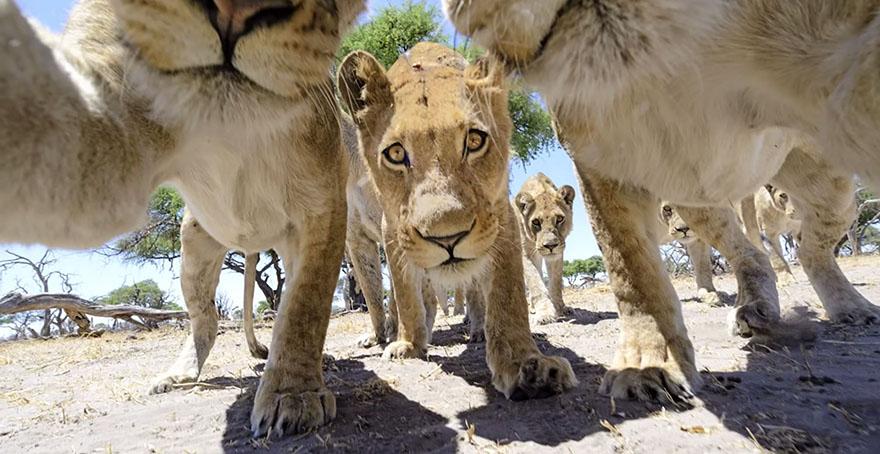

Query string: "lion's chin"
[425, 255, 491, 287]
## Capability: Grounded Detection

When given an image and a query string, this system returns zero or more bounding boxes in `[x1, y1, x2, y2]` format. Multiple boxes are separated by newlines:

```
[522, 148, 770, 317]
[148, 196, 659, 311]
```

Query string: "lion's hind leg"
[149, 210, 226, 394]
[772, 149, 880, 324]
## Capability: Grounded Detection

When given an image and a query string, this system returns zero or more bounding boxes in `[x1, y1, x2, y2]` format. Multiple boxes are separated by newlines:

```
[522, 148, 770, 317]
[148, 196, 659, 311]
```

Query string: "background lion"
[337, 42, 577, 400]
[513, 173, 576, 324]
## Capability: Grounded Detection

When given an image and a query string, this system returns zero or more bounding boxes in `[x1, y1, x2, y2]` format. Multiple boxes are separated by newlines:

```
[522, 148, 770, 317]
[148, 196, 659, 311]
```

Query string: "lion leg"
[380, 240, 428, 360]
[771, 149, 880, 323]
[150, 210, 226, 394]
[423, 280, 440, 345]
[545, 255, 571, 317]
[347, 227, 387, 348]
[676, 205, 781, 338]
[385, 281, 399, 342]
[575, 168, 700, 403]
[683, 239, 722, 306]
[453, 286, 465, 316]
[250, 206, 346, 438]
[465, 283, 485, 343]
[764, 229, 794, 276]
[523, 252, 557, 325]
[483, 204, 577, 400]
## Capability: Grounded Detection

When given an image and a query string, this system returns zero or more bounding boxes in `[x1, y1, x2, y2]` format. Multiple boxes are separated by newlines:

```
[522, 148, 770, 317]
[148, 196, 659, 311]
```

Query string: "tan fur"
[654, 203, 723, 305]
[513, 173, 576, 324]
[445, 0, 880, 403]
[1, 0, 366, 438]
[338, 43, 576, 400]
[755, 185, 803, 274]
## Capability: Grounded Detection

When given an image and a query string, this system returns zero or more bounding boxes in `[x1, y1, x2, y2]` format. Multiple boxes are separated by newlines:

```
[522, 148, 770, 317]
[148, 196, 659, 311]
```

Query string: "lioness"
[445, 0, 880, 403]
[513, 173, 576, 324]
[1, 0, 365, 437]
[754, 185, 802, 275]
[337, 43, 577, 400]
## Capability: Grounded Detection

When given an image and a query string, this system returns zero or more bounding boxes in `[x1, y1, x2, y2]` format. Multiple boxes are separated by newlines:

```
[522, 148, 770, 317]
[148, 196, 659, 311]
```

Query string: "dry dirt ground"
[2, 257, 880, 453]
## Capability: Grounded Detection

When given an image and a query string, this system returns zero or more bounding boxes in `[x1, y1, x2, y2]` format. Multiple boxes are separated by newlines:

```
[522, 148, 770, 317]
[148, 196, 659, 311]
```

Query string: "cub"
[338, 43, 577, 400]
[513, 173, 576, 324]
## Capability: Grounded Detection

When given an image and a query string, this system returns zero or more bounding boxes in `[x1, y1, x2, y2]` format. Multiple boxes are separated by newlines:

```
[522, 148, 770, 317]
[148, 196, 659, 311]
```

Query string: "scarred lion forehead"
[385, 43, 482, 131]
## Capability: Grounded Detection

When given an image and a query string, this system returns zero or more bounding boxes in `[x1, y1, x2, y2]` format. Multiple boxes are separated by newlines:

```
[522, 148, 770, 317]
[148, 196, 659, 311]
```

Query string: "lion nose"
[543, 240, 560, 252]
[675, 226, 690, 235]
[419, 228, 471, 251]
[207, 0, 295, 64]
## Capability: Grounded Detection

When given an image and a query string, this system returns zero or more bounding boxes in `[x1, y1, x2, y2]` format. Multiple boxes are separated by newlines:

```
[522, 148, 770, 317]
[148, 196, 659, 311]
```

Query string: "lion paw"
[148, 371, 197, 395]
[728, 300, 781, 338]
[468, 328, 485, 343]
[828, 302, 880, 325]
[496, 354, 577, 401]
[250, 385, 336, 438]
[356, 333, 385, 349]
[381, 340, 425, 360]
[535, 310, 558, 325]
[600, 367, 698, 404]
[696, 289, 723, 307]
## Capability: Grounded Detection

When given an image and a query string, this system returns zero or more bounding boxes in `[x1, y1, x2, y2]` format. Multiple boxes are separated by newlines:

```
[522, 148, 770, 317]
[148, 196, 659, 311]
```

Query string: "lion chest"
[168, 130, 334, 252]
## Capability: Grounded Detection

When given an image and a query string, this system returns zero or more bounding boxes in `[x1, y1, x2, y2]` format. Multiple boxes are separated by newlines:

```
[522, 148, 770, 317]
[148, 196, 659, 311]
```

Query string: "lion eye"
[556, 215, 565, 225]
[382, 143, 409, 169]
[464, 129, 488, 156]
[779, 193, 788, 200]
[531, 218, 541, 230]
[662, 205, 673, 216]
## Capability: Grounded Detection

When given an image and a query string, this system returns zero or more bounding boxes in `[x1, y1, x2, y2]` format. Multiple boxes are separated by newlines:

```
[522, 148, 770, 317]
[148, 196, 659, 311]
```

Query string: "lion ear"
[764, 184, 775, 195]
[465, 56, 505, 89]
[337, 51, 392, 127]
[514, 192, 535, 217]
[559, 185, 576, 206]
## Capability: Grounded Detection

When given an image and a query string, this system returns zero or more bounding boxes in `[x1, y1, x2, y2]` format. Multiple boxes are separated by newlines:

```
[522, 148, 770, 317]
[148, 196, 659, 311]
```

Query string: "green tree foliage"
[338, 1, 445, 68]
[110, 187, 184, 265]
[338, 2, 556, 164]
[98, 280, 181, 311]
[562, 256, 606, 287]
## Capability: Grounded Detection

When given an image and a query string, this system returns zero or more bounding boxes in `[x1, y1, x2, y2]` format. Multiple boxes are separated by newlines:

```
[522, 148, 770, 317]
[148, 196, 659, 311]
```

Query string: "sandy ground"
[1, 256, 879, 453]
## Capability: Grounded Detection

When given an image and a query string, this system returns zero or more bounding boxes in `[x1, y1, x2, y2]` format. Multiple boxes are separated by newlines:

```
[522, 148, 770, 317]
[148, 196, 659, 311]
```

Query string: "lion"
[655, 203, 726, 307]
[337, 42, 577, 400]
[445, 0, 880, 403]
[0, 0, 366, 437]
[513, 173, 576, 324]
[754, 185, 802, 275]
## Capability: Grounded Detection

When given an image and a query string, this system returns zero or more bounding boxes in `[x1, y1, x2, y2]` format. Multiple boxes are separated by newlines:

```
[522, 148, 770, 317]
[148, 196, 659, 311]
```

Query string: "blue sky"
[1, 0, 599, 310]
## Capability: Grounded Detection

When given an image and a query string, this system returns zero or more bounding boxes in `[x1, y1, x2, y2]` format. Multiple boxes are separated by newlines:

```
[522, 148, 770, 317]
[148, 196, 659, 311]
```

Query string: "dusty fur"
[0, 0, 366, 439]
[513, 173, 576, 324]
[338, 43, 577, 400]
[445, 0, 880, 403]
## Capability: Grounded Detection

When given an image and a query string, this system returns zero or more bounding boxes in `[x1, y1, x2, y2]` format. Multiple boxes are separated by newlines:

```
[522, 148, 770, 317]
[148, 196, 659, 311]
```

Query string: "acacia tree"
[842, 187, 880, 255]
[0, 250, 90, 336]
[562, 256, 605, 288]
[103, 187, 285, 310]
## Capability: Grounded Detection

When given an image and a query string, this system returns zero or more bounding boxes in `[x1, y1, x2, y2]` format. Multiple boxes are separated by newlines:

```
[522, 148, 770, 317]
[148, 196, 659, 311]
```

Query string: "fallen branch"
[0, 293, 188, 327]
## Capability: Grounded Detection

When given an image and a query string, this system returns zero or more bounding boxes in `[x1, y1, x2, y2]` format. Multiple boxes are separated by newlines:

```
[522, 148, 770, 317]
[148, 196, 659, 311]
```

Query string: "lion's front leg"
[483, 205, 577, 400]
[380, 239, 428, 360]
[576, 168, 700, 403]
[683, 239, 724, 306]
[772, 149, 880, 324]
[675, 205, 782, 339]
[522, 253, 557, 325]
[150, 211, 226, 394]
[346, 226, 387, 348]
[250, 208, 346, 438]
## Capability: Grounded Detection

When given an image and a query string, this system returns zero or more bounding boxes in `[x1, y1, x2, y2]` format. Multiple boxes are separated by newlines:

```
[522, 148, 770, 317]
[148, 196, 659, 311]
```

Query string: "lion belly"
[168, 129, 330, 253]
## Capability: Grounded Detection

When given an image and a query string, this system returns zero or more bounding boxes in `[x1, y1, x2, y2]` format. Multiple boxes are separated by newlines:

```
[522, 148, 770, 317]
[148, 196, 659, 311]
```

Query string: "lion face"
[112, 0, 364, 120]
[338, 43, 512, 285]
[515, 184, 575, 258]
[659, 203, 697, 244]
[763, 185, 799, 219]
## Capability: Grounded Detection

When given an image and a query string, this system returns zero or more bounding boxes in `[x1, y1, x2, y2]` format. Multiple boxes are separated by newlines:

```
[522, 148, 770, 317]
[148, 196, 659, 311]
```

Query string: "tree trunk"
[0, 293, 187, 333]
